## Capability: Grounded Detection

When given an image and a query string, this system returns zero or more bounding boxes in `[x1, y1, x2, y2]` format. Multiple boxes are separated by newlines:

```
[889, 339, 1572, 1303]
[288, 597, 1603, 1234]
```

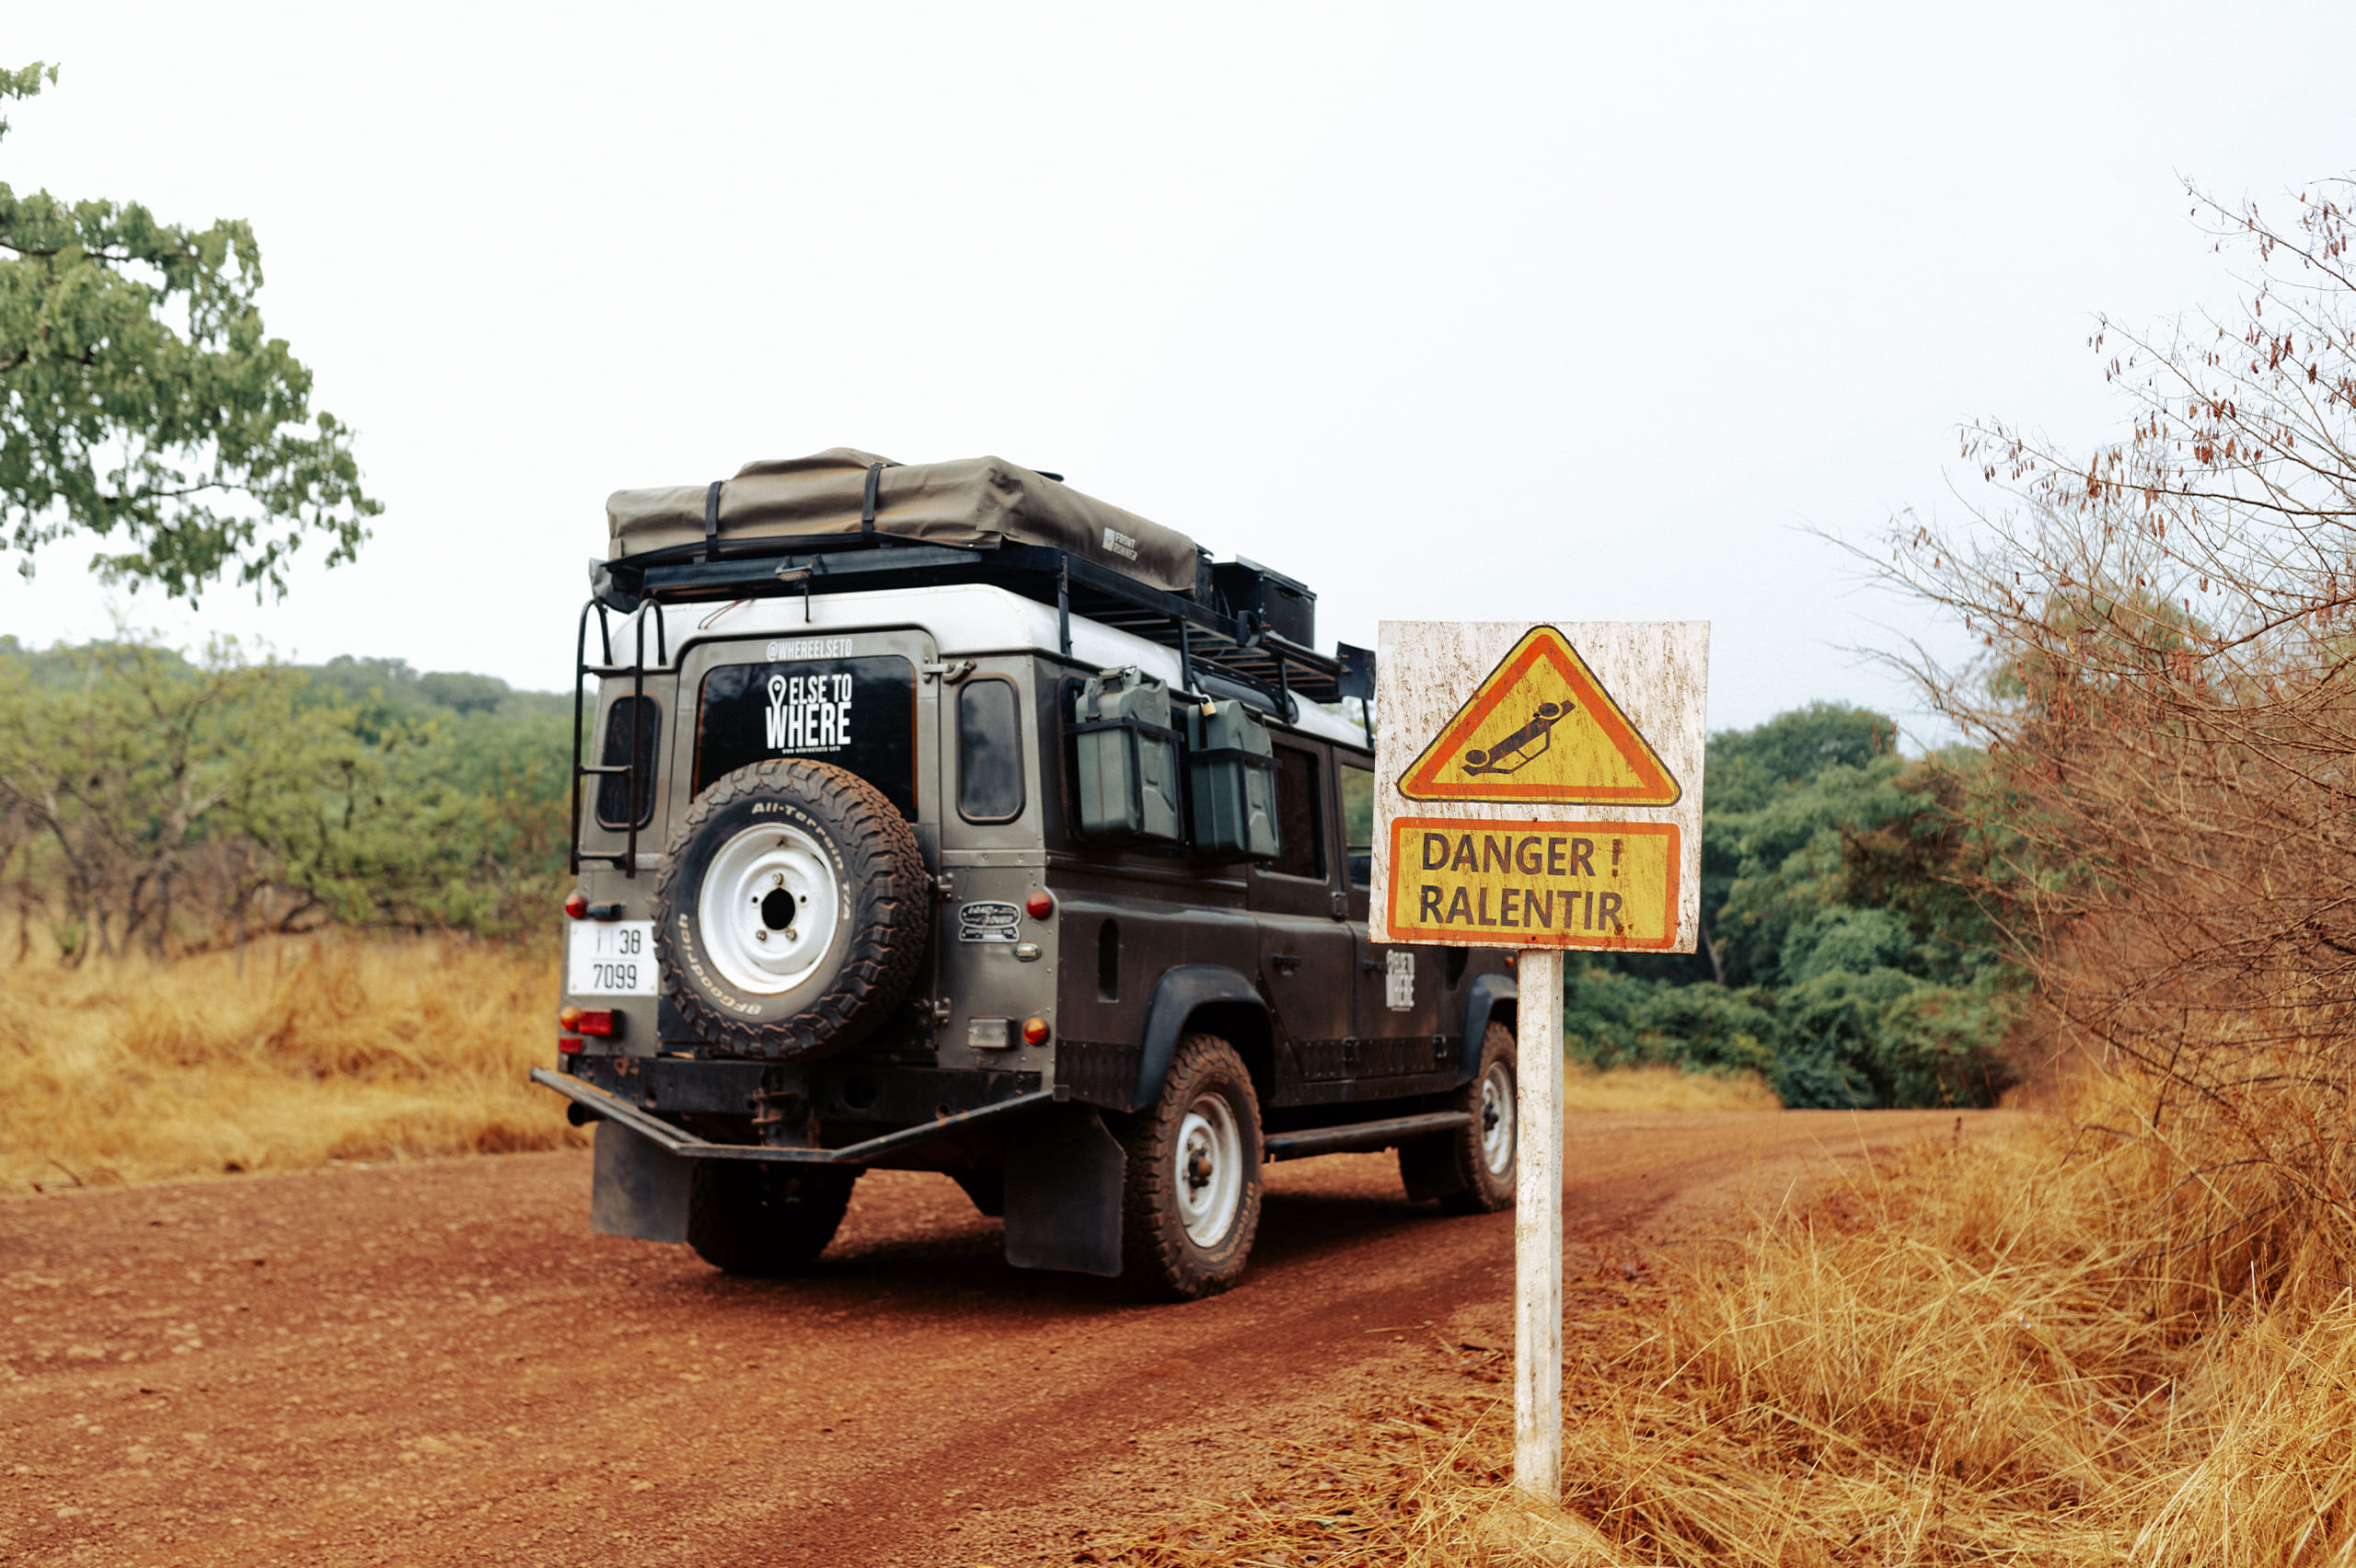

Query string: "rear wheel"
[685, 1161, 859, 1276]
[1399, 1020, 1518, 1214]
[1117, 1033, 1263, 1300]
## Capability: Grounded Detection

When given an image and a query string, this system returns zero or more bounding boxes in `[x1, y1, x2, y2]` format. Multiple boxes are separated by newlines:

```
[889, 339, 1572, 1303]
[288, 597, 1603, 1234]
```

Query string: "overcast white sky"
[6, 1, 2351, 738]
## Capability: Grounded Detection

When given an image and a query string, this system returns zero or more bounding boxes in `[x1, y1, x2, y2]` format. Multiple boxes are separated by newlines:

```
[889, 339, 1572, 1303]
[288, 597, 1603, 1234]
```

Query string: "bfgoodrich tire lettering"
[653, 759, 928, 1061]
[1117, 1032, 1264, 1300]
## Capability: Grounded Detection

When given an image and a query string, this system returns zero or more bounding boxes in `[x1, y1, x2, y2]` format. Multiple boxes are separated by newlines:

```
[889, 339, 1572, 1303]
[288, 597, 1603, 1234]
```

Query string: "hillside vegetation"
[0, 636, 570, 956]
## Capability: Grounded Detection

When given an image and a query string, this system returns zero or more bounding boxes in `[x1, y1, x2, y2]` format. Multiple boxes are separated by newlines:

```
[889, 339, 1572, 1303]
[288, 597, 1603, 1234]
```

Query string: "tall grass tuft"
[0, 937, 577, 1191]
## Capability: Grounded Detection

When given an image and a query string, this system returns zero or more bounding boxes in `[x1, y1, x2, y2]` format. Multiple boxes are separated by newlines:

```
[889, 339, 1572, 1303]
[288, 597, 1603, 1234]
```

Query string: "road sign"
[1372, 618, 1708, 1506]
[1383, 817, 1680, 949]
[1373, 621, 1707, 956]
[1397, 626, 1680, 805]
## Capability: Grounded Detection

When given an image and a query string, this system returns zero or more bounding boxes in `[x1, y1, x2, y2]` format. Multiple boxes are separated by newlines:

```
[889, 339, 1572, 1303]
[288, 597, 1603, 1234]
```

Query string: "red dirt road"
[2, 1109, 2006, 1566]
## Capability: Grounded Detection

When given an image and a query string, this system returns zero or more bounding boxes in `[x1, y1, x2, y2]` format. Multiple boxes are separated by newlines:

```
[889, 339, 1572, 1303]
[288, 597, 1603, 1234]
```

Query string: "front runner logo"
[765, 671, 855, 753]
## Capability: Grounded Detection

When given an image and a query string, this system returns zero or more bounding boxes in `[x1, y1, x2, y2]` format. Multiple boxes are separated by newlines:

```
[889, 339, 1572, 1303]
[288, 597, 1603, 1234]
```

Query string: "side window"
[956, 675, 1025, 824]
[1340, 761, 1374, 888]
[1266, 744, 1325, 881]
[595, 696, 660, 830]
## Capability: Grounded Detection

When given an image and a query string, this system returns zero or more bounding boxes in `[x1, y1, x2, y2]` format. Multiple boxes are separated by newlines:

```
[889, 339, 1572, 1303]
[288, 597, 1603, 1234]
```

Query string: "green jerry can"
[1186, 698, 1280, 860]
[1071, 667, 1184, 842]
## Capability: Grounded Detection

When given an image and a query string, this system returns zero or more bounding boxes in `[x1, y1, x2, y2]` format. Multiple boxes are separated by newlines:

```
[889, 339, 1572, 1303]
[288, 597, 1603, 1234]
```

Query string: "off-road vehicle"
[533, 448, 1519, 1298]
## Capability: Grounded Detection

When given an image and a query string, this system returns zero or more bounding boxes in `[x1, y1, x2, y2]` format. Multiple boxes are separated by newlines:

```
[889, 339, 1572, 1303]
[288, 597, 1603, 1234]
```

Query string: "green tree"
[0, 63, 377, 598]
[1564, 704, 2023, 1110]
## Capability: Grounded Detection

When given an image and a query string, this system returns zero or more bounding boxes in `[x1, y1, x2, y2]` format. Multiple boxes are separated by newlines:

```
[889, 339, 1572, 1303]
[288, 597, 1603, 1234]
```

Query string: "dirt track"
[2, 1109, 2006, 1565]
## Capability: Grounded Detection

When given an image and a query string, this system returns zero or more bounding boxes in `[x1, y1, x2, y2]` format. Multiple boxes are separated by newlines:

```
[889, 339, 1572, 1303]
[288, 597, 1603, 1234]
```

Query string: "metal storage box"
[1070, 668, 1184, 842]
[1186, 699, 1280, 861]
[1211, 558, 1316, 648]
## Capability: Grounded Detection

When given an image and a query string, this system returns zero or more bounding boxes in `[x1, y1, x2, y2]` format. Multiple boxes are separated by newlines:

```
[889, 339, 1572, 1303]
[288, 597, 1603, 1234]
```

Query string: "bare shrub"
[1873, 180, 2356, 1283]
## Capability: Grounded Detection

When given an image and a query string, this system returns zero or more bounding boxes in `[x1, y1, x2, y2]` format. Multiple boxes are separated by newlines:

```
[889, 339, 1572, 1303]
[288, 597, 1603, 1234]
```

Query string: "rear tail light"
[564, 891, 588, 919]
[1024, 892, 1054, 920]
[1022, 1016, 1051, 1045]
[557, 1036, 584, 1055]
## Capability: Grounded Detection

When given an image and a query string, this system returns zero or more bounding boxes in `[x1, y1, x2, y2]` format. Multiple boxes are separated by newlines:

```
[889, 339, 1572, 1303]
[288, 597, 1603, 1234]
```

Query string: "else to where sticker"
[957, 901, 1022, 942]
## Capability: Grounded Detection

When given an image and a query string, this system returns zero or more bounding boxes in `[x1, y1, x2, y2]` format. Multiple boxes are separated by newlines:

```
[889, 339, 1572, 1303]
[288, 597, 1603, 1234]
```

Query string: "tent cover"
[606, 448, 1203, 598]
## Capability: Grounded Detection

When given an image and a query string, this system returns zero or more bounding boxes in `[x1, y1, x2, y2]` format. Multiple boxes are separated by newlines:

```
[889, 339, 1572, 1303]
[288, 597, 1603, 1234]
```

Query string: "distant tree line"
[1565, 703, 2023, 1109]
[0, 635, 569, 960]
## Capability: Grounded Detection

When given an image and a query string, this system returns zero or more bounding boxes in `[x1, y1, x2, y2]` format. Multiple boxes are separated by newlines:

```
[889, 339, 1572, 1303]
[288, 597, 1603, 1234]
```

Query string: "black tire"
[686, 1161, 859, 1276]
[1399, 1020, 1518, 1215]
[653, 759, 929, 1061]
[1117, 1033, 1264, 1301]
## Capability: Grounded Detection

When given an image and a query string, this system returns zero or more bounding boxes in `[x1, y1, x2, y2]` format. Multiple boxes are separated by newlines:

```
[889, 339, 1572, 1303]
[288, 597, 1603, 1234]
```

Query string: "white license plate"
[567, 921, 657, 996]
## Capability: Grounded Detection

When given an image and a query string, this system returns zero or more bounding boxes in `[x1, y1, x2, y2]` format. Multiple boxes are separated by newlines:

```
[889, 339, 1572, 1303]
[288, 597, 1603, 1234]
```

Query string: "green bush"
[1572, 703, 2022, 1109]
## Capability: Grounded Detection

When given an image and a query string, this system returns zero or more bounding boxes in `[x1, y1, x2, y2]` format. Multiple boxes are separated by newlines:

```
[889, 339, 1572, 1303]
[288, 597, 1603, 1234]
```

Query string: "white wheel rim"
[1175, 1092, 1245, 1248]
[697, 821, 840, 996]
[1478, 1063, 1514, 1176]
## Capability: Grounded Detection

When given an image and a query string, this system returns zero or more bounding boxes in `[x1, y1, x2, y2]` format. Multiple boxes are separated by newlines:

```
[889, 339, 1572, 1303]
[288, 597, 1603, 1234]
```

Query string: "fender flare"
[1457, 973, 1518, 1081]
[1132, 964, 1268, 1112]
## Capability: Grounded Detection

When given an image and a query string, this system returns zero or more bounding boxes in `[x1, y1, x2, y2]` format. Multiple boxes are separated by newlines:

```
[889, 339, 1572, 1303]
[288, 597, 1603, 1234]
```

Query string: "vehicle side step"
[1261, 1111, 1472, 1162]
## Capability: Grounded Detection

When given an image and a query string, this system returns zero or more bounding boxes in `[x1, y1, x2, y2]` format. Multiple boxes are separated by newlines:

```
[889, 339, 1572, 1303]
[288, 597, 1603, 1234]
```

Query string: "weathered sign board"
[1372, 621, 1708, 956]
[1373, 618, 1708, 1504]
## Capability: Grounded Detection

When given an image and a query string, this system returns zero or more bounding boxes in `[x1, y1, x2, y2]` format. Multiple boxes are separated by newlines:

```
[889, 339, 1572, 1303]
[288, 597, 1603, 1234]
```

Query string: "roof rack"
[589, 535, 1377, 712]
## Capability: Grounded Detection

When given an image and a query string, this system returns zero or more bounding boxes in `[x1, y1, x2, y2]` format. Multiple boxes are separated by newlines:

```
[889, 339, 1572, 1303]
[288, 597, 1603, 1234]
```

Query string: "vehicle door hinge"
[930, 997, 953, 1026]
[935, 872, 956, 900]
[921, 659, 976, 684]
[1330, 891, 1348, 918]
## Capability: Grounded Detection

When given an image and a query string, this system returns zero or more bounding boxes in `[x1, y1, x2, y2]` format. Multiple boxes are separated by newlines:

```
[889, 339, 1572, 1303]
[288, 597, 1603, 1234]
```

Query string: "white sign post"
[1372, 621, 1707, 1501]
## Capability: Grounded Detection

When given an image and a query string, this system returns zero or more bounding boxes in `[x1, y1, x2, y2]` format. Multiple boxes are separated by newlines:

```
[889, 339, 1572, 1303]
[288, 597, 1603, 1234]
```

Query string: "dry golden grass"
[0, 937, 580, 1192]
[1101, 1070, 2356, 1567]
[1560, 1064, 1778, 1115]
[0, 938, 1765, 1196]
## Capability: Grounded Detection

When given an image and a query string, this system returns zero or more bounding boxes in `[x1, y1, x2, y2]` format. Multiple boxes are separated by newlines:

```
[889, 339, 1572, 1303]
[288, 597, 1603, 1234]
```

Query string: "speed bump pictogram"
[1395, 626, 1680, 806]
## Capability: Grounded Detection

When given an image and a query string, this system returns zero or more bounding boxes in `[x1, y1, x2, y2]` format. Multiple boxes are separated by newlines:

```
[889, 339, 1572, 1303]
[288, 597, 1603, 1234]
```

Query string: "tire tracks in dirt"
[0, 1109, 2007, 1565]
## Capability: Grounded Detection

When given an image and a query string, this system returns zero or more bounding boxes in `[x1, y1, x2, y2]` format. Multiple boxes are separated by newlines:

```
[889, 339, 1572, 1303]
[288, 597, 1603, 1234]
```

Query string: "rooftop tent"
[605, 448, 1205, 598]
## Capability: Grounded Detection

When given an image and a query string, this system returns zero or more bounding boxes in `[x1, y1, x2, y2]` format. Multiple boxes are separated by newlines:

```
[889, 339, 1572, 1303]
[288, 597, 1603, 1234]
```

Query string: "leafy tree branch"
[0, 61, 379, 599]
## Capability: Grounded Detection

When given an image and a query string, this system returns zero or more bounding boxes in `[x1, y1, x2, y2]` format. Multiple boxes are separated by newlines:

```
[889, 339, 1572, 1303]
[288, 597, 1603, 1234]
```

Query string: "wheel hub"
[1477, 1062, 1515, 1177]
[698, 822, 841, 996]
[1173, 1094, 1244, 1248]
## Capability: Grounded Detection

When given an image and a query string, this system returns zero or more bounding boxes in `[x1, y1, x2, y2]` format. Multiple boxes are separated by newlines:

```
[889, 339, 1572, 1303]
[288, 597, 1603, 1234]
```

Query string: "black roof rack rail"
[591, 535, 1375, 711]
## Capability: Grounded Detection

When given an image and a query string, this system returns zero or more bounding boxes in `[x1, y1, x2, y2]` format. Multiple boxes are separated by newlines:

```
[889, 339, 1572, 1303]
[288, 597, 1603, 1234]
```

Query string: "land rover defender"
[533, 448, 1519, 1299]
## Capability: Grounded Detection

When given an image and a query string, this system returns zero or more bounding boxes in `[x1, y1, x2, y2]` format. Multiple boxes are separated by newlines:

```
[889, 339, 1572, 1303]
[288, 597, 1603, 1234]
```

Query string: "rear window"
[694, 655, 918, 818]
[595, 697, 660, 830]
[956, 676, 1025, 824]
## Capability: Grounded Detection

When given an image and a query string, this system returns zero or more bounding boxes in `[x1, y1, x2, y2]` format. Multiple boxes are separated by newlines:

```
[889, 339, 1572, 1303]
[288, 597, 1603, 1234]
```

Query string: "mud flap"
[1002, 1104, 1125, 1275]
[590, 1121, 691, 1244]
[1398, 1134, 1471, 1204]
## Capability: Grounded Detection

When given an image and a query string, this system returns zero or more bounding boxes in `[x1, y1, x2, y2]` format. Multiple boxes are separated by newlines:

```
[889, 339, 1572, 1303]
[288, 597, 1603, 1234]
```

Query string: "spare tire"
[653, 759, 930, 1060]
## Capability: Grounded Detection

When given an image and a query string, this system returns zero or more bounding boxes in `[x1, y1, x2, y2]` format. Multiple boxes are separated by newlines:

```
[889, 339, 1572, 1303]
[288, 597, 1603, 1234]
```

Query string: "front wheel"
[1399, 1020, 1518, 1214]
[1117, 1033, 1264, 1300]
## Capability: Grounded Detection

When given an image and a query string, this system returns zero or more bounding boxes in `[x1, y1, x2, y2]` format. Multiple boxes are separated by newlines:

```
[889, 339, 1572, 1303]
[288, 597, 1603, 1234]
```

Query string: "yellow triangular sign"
[1398, 627, 1680, 805]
